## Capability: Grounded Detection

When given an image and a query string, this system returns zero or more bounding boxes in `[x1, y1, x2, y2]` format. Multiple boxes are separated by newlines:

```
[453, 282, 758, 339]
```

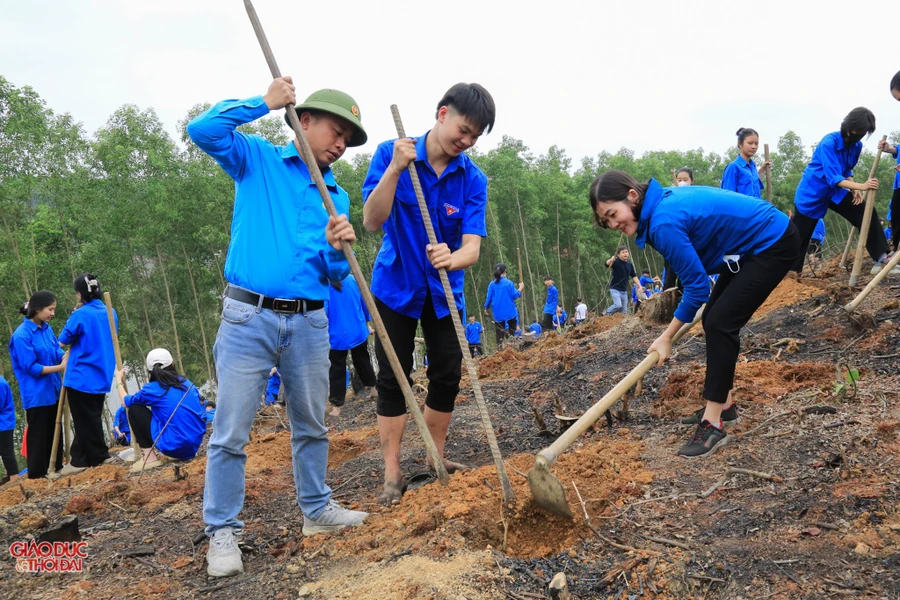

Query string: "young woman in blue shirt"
[8, 291, 67, 478]
[57, 274, 118, 475]
[721, 128, 771, 199]
[790, 108, 892, 274]
[590, 170, 800, 459]
[483, 263, 523, 344]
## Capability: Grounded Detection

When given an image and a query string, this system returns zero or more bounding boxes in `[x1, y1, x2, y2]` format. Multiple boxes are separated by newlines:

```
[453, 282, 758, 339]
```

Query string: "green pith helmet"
[284, 89, 367, 147]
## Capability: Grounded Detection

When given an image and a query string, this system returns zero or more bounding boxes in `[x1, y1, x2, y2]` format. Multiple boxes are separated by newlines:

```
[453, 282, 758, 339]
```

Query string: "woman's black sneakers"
[680, 403, 739, 426]
[678, 420, 730, 458]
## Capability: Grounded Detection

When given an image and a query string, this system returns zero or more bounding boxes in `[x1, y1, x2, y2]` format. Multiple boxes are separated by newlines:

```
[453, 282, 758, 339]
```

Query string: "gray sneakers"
[206, 527, 244, 577]
[871, 257, 900, 275]
[302, 500, 369, 536]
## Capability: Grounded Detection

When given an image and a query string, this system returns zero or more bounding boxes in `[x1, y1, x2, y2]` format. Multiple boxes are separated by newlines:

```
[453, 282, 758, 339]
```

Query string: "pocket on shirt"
[304, 308, 329, 330]
[222, 298, 256, 325]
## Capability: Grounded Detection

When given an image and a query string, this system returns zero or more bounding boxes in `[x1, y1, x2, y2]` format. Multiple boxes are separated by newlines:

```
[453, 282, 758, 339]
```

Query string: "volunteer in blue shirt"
[483, 263, 523, 344]
[876, 136, 900, 251]
[263, 368, 281, 406]
[8, 291, 67, 479]
[553, 306, 568, 330]
[362, 82, 495, 507]
[114, 349, 205, 473]
[188, 78, 368, 578]
[791, 107, 892, 275]
[721, 128, 771, 199]
[526, 320, 542, 337]
[541, 276, 559, 329]
[590, 170, 800, 460]
[326, 273, 376, 417]
[0, 375, 17, 485]
[465, 315, 484, 357]
[808, 218, 826, 258]
[113, 405, 131, 446]
[57, 274, 117, 475]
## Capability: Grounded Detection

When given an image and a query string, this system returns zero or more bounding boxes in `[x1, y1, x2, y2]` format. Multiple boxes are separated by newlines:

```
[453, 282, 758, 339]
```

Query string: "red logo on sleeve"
[443, 203, 460, 216]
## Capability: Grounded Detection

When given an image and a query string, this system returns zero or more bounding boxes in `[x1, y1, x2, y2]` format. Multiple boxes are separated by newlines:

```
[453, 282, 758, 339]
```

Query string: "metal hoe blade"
[527, 458, 573, 519]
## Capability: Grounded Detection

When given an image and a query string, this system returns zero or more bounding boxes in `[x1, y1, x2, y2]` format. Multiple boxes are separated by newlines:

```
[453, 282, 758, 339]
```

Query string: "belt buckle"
[272, 298, 297, 313]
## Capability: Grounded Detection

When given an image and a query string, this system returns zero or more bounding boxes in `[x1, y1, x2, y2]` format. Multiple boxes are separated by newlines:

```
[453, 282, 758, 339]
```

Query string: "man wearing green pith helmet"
[187, 77, 369, 578]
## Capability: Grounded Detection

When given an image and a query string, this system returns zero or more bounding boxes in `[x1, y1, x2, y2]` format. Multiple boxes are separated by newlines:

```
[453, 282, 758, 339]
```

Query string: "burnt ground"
[1, 254, 899, 600]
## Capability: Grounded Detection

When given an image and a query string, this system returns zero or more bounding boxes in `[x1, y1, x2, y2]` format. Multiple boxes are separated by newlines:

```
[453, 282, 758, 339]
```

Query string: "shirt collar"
[21, 317, 43, 333]
[280, 142, 337, 188]
[415, 131, 465, 178]
[735, 154, 754, 167]
[635, 178, 666, 249]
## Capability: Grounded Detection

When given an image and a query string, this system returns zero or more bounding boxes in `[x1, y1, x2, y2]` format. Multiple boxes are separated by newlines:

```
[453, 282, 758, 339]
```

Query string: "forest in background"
[2, 74, 900, 440]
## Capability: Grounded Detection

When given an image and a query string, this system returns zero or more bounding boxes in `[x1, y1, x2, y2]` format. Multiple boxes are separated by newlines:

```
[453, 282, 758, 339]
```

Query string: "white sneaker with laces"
[206, 527, 244, 577]
[302, 500, 369, 536]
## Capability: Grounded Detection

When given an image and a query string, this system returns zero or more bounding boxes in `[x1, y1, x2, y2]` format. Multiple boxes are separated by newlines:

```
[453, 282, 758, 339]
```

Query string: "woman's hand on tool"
[263, 76, 296, 110]
[326, 215, 356, 250]
[389, 138, 417, 176]
[426, 243, 453, 270]
[648, 334, 673, 367]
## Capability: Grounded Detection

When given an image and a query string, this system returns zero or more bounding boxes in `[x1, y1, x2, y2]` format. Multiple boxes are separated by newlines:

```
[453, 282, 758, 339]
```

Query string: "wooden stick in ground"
[764, 143, 772, 203]
[849, 135, 888, 286]
[517, 246, 525, 328]
[243, 0, 448, 483]
[390, 104, 514, 506]
[47, 384, 67, 475]
[62, 397, 72, 461]
[840, 228, 856, 270]
[104, 293, 141, 459]
[844, 246, 900, 313]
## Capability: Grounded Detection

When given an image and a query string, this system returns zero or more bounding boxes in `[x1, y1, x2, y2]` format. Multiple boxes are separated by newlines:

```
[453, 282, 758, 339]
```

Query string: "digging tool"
[670, 169, 677, 186]
[843, 245, 900, 313]
[47, 383, 67, 476]
[764, 143, 772, 203]
[528, 308, 704, 518]
[840, 227, 856, 270]
[104, 293, 141, 459]
[517, 246, 525, 331]
[390, 105, 515, 505]
[849, 135, 888, 286]
[243, 0, 448, 484]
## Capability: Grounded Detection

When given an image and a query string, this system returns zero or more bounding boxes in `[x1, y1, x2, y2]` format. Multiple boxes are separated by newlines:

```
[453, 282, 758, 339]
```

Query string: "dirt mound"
[569, 313, 626, 338]
[752, 278, 822, 319]
[313, 437, 653, 561]
[328, 425, 379, 469]
[480, 347, 529, 381]
[654, 360, 834, 418]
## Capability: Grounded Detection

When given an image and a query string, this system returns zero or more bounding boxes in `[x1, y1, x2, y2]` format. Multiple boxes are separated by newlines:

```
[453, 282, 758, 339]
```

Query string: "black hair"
[19, 290, 57, 320]
[543, 274, 553, 282]
[494, 262, 507, 283]
[736, 127, 759, 147]
[676, 167, 694, 182]
[642, 269, 650, 275]
[73, 272, 103, 302]
[576, 297, 582, 303]
[205, 400, 216, 409]
[617, 245, 628, 254]
[840, 107, 876, 139]
[436, 83, 496, 135]
[588, 170, 649, 229]
[148, 364, 188, 393]
[891, 70, 900, 92]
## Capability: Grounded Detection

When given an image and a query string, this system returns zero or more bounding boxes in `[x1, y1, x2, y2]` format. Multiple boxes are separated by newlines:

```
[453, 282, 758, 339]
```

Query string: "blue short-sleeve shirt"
[721, 155, 764, 199]
[362, 132, 488, 319]
[8, 318, 65, 410]
[794, 132, 862, 219]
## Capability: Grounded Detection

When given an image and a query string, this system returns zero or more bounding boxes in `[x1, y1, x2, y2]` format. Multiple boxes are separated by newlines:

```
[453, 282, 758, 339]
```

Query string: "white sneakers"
[206, 527, 244, 577]
[302, 500, 369, 536]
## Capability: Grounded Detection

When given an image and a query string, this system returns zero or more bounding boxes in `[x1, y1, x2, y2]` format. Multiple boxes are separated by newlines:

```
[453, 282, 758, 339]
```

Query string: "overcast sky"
[3, 0, 899, 168]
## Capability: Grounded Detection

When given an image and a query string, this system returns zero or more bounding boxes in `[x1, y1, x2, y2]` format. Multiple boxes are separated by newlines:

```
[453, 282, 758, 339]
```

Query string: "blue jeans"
[204, 296, 332, 534]
[605, 289, 628, 315]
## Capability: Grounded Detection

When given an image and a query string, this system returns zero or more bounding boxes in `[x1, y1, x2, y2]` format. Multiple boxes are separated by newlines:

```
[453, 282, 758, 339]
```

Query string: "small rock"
[567, 549, 577, 558]
[286, 563, 302, 573]
[854, 542, 871, 555]
[18, 512, 49, 532]
[298, 585, 313, 597]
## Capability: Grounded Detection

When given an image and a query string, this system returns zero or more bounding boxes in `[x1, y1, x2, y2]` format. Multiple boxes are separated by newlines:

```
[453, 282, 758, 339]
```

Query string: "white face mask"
[676, 181, 691, 187]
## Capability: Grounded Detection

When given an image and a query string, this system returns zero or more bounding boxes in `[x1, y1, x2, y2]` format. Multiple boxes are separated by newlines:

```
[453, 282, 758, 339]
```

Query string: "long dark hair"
[19, 290, 57, 320]
[74, 273, 103, 302]
[588, 170, 650, 229]
[149, 364, 188, 393]
[494, 263, 507, 283]
[735, 127, 759, 147]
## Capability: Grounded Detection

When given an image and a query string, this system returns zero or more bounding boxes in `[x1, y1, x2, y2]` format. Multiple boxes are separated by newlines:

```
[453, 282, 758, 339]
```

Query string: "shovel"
[528, 308, 703, 518]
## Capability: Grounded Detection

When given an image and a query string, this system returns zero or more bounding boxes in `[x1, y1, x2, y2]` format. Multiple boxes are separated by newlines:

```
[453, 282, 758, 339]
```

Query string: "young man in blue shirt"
[326, 273, 376, 417]
[541, 275, 558, 329]
[263, 367, 281, 406]
[362, 82, 495, 507]
[465, 315, 484, 356]
[188, 77, 368, 578]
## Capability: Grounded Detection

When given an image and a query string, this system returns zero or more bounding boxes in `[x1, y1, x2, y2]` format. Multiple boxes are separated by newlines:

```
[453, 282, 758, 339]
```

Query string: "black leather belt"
[225, 286, 324, 314]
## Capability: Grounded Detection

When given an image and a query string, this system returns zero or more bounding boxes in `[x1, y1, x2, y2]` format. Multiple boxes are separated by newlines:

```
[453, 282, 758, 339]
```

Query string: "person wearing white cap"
[113, 348, 206, 473]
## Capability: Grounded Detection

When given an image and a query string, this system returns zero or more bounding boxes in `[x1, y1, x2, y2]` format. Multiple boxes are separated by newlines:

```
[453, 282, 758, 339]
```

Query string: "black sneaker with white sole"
[680, 403, 739, 426]
[678, 420, 729, 458]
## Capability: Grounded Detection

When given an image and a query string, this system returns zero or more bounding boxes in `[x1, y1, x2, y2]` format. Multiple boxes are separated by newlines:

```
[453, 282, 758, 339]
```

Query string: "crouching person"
[113, 349, 206, 473]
